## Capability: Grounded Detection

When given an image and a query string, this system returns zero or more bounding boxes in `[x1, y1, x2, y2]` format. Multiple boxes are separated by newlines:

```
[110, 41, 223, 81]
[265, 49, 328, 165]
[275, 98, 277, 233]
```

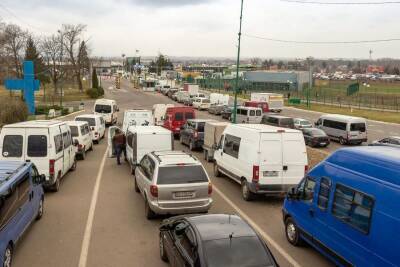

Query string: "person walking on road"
[113, 129, 126, 165]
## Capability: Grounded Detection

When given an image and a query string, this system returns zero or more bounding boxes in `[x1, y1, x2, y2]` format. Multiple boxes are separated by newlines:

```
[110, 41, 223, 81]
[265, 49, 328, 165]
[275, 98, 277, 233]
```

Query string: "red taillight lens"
[305, 165, 309, 175]
[252, 165, 259, 183]
[150, 185, 158, 198]
[208, 182, 213, 195]
[49, 159, 55, 176]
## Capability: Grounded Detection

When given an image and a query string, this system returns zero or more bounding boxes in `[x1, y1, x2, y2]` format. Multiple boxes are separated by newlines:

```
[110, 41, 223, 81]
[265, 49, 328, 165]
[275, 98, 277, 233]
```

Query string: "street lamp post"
[307, 57, 313, 108]
[58, 30, 64, 108]
[233, 0, 244, 124]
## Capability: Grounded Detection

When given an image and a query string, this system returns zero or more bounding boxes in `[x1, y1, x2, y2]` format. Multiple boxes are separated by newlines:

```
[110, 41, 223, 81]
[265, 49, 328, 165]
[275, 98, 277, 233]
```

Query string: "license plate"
[263, 171, 278, 177]
[174, 191, 195, 199]
[320, 142, 326, 145]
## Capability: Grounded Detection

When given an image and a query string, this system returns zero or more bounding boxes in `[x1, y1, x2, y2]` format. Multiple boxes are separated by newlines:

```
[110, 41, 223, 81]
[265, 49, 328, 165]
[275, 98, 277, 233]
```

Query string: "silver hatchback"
[134, 151, 213, 219]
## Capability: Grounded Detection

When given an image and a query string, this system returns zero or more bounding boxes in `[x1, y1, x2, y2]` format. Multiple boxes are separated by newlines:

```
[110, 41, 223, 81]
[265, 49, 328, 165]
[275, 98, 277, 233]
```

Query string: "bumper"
[149, 199, 212, 215]
[248, 182, 293, 196]
[43, 175, 56, 187]
[348, 138, 367, 144]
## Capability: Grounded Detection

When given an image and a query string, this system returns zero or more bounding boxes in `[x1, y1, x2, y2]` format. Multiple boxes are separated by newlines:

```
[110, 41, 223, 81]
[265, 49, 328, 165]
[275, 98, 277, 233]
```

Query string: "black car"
[302, 128, 330, 147]
[159, 214, 278, 267]
[261, 115, 295, 129]
[221, 106, 233, 120]
[180, 119, 214, 150]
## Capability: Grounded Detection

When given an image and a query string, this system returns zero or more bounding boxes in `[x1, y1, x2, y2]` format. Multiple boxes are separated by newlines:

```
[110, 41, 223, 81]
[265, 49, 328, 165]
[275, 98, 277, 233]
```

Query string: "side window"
[223, 134, 241, 159]
[2, 135, 23, 157]
[54, 134, 63, 153]
[27, 135, 47, 157]
[177, 228, 196, 262]
[318, 177, 331, 210]
[332, 184, 374, 234]
[241, 109, 248, 115]
[17, 173, 30, 205]
[80, 125, 85, 135]
[140, 156, 154, 180]
[85, 125, 91, 134]
[62, 132, 69, 149]
[0, 184, 19, 229]
[256, 110, 262, 116]
[127, 132, 133, 148]
[249, 110, 255, 116]
[298, 177, 316, 203]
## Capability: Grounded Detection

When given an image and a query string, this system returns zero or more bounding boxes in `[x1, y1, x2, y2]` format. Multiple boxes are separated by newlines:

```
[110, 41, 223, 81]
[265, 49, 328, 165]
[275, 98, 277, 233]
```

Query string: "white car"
[213, 124, 308, 201]
[94, 98, 119, 126]
[67, 121, 93, 160]
[75, 114, 106, 144]
[192, 97, 211, 110]
[293, 118, 313, 129]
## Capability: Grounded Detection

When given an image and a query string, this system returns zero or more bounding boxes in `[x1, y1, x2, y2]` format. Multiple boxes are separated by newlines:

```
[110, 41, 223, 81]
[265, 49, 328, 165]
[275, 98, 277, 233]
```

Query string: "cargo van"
[244, 101, 269, 113]
[122, 109, 153, 132]
[213, 124, 308, 201]
[75, 114, 106, 144]
[192, 97, 211, 110]
[93, 99, 118, 126]
[152, 104, 174, 126]
[235, 107, 263, 124]
[0, 161, 45, 266]
[66, 121, 93, 160]
[251, 93, 284, 112]
[283, 146, 400, 267]
[315, 114, 367, 145]
[163, 107, 196, 136]
[0, 120, 77, 192]
[124, 126, 173, 173]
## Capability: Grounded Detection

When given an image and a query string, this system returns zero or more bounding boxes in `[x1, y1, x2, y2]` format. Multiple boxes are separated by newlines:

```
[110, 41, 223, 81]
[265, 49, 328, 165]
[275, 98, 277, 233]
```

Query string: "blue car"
[0, 161, 45, 267]
[283, 146, 400, 267]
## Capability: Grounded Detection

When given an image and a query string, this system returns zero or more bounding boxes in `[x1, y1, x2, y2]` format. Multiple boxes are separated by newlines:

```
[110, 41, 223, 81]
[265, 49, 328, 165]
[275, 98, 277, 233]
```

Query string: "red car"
[244, 101, 269, 113]
[163, 106, 195, 136]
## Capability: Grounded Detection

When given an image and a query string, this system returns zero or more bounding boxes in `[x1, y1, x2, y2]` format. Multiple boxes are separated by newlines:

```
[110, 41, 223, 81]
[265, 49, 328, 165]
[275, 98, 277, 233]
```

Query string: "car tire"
[189, 141, 195, 151]
[339, 137, 346, 145]
[241, 180, 255, 201]
[134, 176, 139, 193]
[204, 150, 208, 161]
[36, 197, 44, 220]
[52, 175, 60, 192]
[214, 163, 221, 177]
[159, 233, 169, 262]
[285, 217, 303, 246]
[145, 198, 156, 220]
[3, 244, 12, 267]
[94, 140, 99, 145]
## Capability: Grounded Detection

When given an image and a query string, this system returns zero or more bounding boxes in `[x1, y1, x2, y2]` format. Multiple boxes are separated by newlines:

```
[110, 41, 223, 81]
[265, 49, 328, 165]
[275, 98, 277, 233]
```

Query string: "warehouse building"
[243, 71, 311, 91]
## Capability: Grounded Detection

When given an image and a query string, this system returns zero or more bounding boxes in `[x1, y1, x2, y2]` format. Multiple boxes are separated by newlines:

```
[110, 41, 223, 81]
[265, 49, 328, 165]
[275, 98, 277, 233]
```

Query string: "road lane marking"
[213, 186, 302, 267]
[78, 148, 109, 267]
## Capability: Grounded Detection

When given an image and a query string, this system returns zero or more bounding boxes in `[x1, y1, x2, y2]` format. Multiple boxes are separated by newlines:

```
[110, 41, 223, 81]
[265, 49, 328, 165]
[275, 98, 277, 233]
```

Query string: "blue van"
[282, 146, 400, 267]
[0, 161, 45, 267]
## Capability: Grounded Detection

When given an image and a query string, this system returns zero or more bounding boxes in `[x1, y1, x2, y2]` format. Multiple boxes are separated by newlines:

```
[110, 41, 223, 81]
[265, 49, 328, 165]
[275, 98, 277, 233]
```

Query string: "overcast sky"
[1, 0, 400, 59]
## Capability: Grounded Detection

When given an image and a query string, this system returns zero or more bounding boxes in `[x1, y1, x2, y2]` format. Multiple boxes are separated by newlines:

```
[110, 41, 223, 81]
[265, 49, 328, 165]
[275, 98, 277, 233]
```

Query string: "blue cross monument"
[5, 61, 40, 114]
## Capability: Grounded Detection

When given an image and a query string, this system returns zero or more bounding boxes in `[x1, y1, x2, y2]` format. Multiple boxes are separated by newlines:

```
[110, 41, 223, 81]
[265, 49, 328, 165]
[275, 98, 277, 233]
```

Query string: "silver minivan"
[134, 151, 212, 219]
[315, 114, 367, 145]
[235, 107, 263, 124]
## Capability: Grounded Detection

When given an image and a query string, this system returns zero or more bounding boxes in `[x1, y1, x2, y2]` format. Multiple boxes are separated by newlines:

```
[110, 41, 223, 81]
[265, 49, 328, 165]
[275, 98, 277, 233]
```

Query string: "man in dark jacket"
[113, 129, 126, 165]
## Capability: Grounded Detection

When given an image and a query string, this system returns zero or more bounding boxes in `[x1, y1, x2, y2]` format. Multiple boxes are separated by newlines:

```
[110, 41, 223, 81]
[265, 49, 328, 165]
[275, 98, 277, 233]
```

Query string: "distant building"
[124, 56, 141, 73]
[243, 71, 310, 91]
[92, 60, 122, 75]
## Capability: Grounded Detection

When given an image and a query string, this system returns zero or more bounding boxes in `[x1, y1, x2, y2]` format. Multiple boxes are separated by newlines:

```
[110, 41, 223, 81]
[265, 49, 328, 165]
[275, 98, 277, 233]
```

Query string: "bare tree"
[61, 24, 87, 91]
[3, 24, 28, 78]
[41, 34, 64, 94]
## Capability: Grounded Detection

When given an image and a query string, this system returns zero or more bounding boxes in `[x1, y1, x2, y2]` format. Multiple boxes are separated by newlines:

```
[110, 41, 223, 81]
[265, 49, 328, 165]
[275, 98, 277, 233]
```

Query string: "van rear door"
[259, 133, 282, 186]
[26, 128, 49, 176]
[281, 132, 307, 186]
[1, 128, 26, 161]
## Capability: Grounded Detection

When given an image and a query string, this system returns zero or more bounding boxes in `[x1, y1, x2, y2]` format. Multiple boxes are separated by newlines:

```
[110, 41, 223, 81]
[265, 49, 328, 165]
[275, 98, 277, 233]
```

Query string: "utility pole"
[58, 30, 64, 108]
[233, 0, 244, 124]
[307, 57, 313, 108]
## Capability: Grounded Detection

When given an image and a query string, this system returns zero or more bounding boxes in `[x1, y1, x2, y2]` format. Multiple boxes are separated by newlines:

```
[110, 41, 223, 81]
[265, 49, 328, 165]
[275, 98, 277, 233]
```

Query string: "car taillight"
[150, 185, 158, 198]
[305, 165, 309, 175]
[49, 159, 55, 176]
[252, 165, 259, 183]
[208, 182, 213, 195]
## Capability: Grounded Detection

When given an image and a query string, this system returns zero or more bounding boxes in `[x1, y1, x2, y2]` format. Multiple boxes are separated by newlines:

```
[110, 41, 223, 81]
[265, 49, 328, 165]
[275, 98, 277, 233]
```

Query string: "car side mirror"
[73, 140, 79, 146]
[287, 187, 299, 200]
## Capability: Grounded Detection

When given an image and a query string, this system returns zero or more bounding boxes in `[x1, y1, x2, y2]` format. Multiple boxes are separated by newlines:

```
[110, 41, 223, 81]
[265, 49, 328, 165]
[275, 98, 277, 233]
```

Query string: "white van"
[124, 126, 173, 173]
[235, 107, 263, 124]
[152, 104, 174, 126]
[192, 97, 211, 110]
[315, 114, 367, 145]
[75, 114, 106, 144]
[213, 124, 308, 201]
[94, 99, 119, 126]
[122, 109, 154, 132]
[67, 121, 93, 160]
[0, 120, 77, 192]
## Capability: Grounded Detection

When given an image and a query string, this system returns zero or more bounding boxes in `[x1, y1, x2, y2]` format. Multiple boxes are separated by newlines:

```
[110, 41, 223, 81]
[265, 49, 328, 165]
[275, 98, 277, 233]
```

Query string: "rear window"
[204, 236, 274, 267]
[311, 129, 326, 136]
[256, 110, 262, 116]
[70, 126, 79, 137]
[350, 123, 366, 132]
[27, 135, 47, 157]
[76, 117, 96, 126]
[203, 99, 210, 103]
[196, 122, 205, 132]
[95, 104, 112, 113]
[2, 135, 23, 157]
[157, 165, 208, 185]
[280, 118, 294, 128]
[175, 112, 183, 121]
[185, 112, 194, 120]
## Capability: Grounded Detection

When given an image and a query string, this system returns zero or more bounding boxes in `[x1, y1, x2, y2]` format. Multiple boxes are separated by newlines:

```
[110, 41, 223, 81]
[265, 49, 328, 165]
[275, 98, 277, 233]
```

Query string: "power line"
[0, 3, 47, 32]
[243, 33, 400, 44]
[280, 0, 400, 5]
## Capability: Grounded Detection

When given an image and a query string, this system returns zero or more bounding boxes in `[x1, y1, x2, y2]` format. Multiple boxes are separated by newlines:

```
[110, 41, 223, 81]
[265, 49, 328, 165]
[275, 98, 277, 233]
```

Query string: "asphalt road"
[17, 77, 397, 267]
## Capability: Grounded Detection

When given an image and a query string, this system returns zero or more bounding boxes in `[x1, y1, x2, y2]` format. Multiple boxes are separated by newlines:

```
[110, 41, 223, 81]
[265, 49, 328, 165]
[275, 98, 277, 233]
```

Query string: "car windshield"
[95, 104, 112, 113]
[157, 165, 208, 184]
[350, 123, 366, 132]
[300, 120, 311, 126]
[175, 112, 183, 121]
[76, 117, 96, 126]
[310, 129, 326, 136]
[204, 236, 274, 267]
[70, 126, 79, 137]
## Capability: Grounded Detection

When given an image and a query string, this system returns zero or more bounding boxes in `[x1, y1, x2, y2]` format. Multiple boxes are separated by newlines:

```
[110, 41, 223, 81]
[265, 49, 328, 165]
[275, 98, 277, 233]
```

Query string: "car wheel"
[285, 217, 303, 246]
[36, 197, 44, 220]
[204, 150, 208, 161]
[241, 180, 254, 201]
[189, 141, 195, 151]
[145, 198, 156, 220]
[3, 244, 12, 267]
[52, 176, 60, 192]
[214, 163, 221, 177]
[134, 176, 139, 193]
[339, 137, 346, 145]
[94, 140, 99, 145]
[159, 233, 169, 262]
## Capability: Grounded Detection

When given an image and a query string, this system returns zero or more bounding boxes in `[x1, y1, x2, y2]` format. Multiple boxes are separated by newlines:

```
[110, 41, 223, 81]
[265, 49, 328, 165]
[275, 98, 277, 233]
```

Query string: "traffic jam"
[0, 82, 399, 267]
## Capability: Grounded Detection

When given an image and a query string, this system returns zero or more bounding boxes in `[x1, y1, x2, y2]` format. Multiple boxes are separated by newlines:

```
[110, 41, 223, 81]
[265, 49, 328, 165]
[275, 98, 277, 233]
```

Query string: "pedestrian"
[113, 129, 127, 165]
